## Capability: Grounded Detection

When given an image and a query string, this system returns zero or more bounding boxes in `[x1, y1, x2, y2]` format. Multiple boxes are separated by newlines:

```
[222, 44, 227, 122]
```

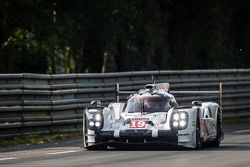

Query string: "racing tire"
[195, 110, 202, 149]
[85, 144, 107, 151]
[83, 114, 89, 149]
[210, 112, 222, 147]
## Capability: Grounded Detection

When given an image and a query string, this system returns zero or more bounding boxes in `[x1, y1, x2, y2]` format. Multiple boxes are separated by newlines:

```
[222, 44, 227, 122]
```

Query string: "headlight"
[180, 113, 186, 119]
[95, 114, 102, 121]
[95, 122, 101, 127]
[89, 121, 94, 127]
[173, 114, 180, 121]
[171, 112, 188, 130]
[85, 110, 103, 130]
[179, 120, 186, 127]
[173, 121, 179, 127]
[88, 113, 94, 119]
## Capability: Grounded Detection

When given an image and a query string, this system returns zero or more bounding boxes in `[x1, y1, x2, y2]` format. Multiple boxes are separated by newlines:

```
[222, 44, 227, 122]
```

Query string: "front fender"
[174, 106, 200, 148]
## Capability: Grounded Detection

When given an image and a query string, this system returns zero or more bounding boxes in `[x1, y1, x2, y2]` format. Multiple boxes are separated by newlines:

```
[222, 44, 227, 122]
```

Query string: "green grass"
[223, 116, 250, 124]
[0, 131, 81, 147]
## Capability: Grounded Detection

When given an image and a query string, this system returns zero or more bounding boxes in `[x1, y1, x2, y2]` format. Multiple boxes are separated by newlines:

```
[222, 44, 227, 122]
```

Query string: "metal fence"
[1, 69, 250, 138]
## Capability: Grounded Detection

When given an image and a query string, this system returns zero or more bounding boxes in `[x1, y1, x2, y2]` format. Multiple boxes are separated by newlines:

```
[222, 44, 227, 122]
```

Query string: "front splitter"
[85, 141, 188, 150]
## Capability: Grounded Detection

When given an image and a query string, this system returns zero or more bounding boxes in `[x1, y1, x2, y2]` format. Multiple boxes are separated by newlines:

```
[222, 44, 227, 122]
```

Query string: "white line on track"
[48, 150, 79, 155]
[0, 157, 17, 161]
[234, 129, 250, 133]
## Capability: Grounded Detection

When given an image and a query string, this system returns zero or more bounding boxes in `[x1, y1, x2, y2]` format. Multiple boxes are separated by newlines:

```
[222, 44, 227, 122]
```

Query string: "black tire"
[210, 112, 222, 147]
[83, 113, 88, 148]
[195, 110, 202, 149]
[85, 144, 107, 151]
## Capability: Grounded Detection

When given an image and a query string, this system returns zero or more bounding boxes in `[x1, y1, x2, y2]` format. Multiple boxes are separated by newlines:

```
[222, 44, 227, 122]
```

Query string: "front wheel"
[195, 110, 202, 149]
[83, 114, 89, 148]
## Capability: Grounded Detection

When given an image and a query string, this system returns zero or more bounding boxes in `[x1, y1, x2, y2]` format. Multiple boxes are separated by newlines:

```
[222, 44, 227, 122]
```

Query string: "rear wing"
[115, 82, 223, 109]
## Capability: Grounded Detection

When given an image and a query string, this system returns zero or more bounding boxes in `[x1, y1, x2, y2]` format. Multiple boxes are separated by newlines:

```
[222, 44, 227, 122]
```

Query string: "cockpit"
[123, 96, 171, 113]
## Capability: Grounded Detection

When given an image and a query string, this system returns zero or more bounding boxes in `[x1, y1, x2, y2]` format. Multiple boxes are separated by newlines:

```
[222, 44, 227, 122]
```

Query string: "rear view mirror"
[91, 100, 101, 107]
[192, 101, 202, 106]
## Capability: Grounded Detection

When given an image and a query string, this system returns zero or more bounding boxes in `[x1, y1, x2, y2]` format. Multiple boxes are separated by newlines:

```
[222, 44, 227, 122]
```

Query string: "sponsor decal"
[127, 118, 150, 120]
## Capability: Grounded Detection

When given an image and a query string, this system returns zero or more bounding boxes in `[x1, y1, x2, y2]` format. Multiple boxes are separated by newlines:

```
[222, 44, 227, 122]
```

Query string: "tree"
[1, 1, 250, 73]
[1, 29, 49, 73]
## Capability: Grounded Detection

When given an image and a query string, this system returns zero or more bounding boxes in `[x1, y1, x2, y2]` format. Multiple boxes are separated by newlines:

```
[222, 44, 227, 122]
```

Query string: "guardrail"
[1, 69, 250, 138]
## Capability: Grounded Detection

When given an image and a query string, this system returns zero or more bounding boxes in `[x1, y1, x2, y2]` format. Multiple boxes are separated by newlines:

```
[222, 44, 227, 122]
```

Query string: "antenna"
[219, 82, 222, 111]
[115, 83, 120, 103]
[151, 75, 155, 84]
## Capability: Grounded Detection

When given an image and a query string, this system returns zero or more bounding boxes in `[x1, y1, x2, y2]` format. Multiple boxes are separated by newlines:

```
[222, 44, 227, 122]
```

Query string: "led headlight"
[173, 113, 180, 121]
[171, 112, 188, 130]
[89, 121, 94, 127]
[173, 121, 179, 127]
[179, 120, 186, 127]
[95, 122, 101, 127]
[85, 110, 103, 130]
[86, 113, 94, 119]
[180, 113, 186, 119]
[95, 114, 102, 121]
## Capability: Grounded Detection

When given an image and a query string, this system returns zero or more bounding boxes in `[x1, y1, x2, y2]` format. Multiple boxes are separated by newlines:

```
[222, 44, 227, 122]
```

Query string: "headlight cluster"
[171, 112, 188, 130]
[86, 112, 103, 129]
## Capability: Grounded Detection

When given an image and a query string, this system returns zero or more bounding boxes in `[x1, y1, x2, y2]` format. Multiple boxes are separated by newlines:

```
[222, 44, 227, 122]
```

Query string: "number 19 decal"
[130, 120, 146, 128]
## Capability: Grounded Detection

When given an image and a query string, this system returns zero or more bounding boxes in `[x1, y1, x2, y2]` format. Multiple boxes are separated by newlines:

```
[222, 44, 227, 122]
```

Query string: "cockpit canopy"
[124, 96, 171, 113]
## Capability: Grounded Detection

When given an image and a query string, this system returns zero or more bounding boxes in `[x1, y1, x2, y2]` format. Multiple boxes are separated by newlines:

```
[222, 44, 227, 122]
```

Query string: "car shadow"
[88, 142, 250, 151]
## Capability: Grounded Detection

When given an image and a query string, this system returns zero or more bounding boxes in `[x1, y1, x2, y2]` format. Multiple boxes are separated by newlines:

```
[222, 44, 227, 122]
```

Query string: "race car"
[83, 82, 224, 150]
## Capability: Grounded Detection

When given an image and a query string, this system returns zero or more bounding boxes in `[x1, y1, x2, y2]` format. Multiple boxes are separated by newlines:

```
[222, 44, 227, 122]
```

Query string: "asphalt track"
[0, 124, 250, 167]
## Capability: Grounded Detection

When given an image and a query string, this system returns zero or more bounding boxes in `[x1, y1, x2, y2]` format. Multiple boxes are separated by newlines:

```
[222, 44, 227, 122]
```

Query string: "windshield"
[124, 96, 170, 113]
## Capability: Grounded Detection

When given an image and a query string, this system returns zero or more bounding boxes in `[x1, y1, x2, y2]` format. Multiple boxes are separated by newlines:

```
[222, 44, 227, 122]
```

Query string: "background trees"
[0, 0, 249, 73]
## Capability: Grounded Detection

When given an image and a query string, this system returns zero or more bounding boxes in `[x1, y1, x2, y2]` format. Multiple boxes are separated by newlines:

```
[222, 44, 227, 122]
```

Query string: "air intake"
[145, 84, 156, 89]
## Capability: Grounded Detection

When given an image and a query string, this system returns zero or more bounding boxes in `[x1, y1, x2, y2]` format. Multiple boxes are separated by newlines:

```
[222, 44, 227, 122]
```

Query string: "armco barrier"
[0, 69, 250, 138]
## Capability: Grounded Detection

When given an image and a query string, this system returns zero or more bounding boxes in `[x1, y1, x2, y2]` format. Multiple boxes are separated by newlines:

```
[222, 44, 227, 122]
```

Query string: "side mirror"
[91, 100, 101, 107]
[192, 101, 202, 106]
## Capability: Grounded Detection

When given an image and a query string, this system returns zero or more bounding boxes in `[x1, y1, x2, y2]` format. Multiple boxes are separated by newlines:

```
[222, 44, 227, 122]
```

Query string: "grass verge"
[223, 116, 250, 124]
[0, 131, 81, 147]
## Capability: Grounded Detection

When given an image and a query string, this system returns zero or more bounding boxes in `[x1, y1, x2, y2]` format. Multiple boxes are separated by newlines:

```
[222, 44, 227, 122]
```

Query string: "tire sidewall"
[196, 110, 202, 149]
[83, 112, 88, 148]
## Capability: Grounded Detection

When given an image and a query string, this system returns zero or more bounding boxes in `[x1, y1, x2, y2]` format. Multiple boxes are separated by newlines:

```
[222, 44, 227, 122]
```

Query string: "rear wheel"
[210, 112, 223, 147]
[195, 110, 202, 149]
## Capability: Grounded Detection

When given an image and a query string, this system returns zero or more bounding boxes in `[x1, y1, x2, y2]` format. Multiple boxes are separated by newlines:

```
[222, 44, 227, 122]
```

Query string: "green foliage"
[223, 116, 250, 124]
[0, 131, 81, 147]
[0, 1, 250, 73]
[1, 29, 49, 73]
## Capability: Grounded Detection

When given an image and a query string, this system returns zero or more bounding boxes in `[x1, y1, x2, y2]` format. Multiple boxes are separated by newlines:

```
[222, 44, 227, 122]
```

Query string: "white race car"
[83, 83, 224, 150]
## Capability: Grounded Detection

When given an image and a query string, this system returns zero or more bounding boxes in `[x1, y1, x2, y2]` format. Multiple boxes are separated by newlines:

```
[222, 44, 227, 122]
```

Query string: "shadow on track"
[85, 142, 192, 151]
[84, 142, 250, 151]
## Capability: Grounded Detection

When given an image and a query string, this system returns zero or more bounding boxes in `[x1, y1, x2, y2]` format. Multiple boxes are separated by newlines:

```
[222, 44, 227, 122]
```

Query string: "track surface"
[0, 124, 250, 167]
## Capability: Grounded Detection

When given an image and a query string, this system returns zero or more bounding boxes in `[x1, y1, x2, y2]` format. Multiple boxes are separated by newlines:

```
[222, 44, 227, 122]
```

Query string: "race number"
[130, 120, 146, 128]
